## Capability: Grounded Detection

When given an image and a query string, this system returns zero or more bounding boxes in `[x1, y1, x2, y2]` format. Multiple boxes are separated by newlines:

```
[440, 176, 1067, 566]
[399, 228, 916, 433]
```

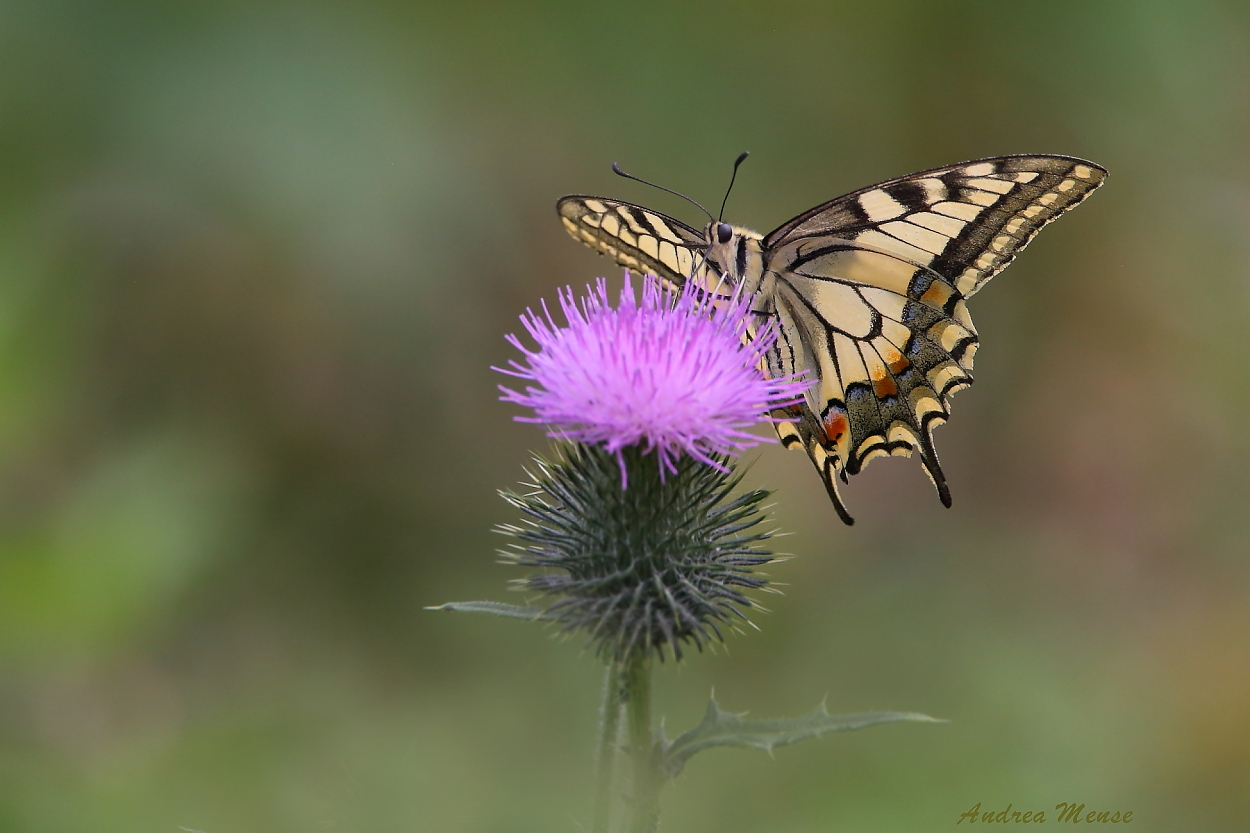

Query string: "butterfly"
[558, 154, 1106, 524]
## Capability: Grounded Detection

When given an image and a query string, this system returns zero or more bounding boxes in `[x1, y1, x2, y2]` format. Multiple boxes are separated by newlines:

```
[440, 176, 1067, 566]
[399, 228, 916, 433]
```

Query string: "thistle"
[433, 272, 940, 833]
[495, 272, 809, 486]
[489, 272, 806, 664]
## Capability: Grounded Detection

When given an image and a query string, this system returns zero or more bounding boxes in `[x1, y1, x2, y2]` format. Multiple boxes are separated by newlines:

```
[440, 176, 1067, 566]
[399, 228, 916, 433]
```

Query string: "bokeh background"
[2, 1, 1248, 831]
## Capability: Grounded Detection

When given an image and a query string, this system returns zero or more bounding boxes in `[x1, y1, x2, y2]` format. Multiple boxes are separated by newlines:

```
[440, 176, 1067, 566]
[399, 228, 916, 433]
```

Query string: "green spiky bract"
[431, 441, 945, 833]
[496, 443, 777, 662]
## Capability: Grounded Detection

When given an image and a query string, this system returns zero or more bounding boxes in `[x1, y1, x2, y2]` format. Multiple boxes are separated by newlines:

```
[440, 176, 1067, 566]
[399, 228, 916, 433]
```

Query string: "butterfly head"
[701, 221, 766, 290]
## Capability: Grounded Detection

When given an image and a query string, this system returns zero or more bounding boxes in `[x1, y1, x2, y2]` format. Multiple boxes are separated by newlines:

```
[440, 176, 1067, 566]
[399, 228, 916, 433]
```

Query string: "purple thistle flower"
[496, 272, 810, 486]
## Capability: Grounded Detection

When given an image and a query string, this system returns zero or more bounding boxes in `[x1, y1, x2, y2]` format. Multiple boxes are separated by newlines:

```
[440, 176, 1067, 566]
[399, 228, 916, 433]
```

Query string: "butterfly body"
[558, 155, 1106, 524]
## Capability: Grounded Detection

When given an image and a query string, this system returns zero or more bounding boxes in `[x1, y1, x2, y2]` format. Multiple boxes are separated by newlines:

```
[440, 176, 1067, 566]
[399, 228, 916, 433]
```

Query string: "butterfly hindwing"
[764, 274, 963, 522]
[558, 155, 1107, 523]
[757, 155, 1104, 521]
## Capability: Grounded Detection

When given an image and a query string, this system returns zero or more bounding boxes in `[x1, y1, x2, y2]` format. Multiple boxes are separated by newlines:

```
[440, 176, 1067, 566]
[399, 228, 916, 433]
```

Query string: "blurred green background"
[2, 1, 1248, 830]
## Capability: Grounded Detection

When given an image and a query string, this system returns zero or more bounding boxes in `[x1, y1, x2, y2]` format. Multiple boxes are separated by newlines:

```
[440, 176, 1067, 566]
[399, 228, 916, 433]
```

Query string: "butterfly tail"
[916, 432, 953, 508]
[820, 457, 856, 525]
[775, 413, 856, 526]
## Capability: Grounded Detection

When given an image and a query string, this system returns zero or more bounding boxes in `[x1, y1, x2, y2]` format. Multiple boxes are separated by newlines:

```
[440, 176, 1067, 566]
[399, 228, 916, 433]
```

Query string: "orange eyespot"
[823, 410, 848, 444]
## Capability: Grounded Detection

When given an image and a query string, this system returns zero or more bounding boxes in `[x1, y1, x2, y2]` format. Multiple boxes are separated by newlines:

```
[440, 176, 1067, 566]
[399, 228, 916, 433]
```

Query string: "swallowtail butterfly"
[558, 155, 1106, 524]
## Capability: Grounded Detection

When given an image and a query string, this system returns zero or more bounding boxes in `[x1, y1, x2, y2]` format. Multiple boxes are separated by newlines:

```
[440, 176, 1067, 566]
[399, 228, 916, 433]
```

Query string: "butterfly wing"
[557, 196, 707, 287]
[762, 269, 975, 524]
[762, 155, 1107, 522]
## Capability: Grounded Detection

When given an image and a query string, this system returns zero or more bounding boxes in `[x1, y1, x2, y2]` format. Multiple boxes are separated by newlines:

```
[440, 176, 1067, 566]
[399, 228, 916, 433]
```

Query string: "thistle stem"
[624, 650, 660, 833]
[592, 659, 624, 833]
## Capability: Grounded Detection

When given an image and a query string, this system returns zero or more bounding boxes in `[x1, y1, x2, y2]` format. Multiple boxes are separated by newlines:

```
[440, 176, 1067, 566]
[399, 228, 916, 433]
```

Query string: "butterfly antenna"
[717, 151, 750, 222]
[612, 162, 714, 224]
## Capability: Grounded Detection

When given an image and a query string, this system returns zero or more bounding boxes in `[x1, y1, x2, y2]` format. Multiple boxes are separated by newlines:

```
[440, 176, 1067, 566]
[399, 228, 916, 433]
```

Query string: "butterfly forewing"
[557, 155, 1106, 524]
[557, 196, 707, 287]
[764, 155, 1107, 297]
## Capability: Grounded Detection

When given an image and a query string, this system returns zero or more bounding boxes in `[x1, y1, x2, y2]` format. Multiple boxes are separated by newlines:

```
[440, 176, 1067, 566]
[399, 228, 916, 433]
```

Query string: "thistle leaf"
[661, 697, 945, 778]
[426, 601, 554, 620]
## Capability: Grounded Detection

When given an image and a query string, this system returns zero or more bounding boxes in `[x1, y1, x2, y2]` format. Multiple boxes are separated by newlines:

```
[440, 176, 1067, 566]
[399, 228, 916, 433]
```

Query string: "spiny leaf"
[426, 601, 554, 620]
[661, 697, 945, 778]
